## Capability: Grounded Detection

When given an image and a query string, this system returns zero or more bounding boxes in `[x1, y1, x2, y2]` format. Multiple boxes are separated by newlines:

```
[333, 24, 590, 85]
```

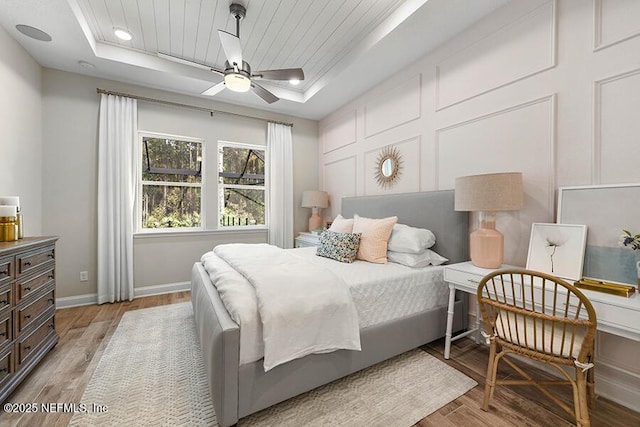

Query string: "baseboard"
[133, 281, 190, 298]
[56, 293, 98, 308]
[55, 282, 190, 309]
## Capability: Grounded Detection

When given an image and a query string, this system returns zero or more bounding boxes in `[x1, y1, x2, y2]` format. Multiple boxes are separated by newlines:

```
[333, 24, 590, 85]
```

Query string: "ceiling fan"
[158, 3, 304, 104]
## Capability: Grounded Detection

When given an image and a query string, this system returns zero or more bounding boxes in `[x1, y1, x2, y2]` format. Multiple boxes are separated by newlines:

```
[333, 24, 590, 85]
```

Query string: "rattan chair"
[477, 269, 597, 427]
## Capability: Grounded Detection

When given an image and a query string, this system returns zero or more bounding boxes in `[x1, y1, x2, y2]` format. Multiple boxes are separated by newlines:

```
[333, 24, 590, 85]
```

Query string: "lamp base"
[470, 227, 504, 269]
[308, 213, 322, 232]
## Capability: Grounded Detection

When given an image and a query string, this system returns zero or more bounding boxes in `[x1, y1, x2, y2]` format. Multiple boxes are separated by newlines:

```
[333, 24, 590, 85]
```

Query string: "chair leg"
[587, 358, 596, 407]
[575, 369, 591, 427]
[482, 340, 498, 411]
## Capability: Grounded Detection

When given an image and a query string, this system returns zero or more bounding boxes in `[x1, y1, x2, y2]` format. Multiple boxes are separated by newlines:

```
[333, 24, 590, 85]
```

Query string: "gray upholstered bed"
[191, 190, 469, 426]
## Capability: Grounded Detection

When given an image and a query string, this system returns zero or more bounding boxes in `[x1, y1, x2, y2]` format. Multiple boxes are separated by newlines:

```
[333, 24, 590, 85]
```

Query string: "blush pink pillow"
[352, 214, 398, 263]
[329, 214, 354, 233]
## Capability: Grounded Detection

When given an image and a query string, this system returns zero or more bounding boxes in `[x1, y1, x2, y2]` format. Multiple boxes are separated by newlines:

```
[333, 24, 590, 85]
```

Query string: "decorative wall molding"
[321, 109, 357, 154]
[364, 74, 421, 138]
[134, 281, 190, 298]
[593, 67, 640, 184]
[323, 156, 357, 216]
[435, 1, 556, 110]
[593, 0, 640, 51]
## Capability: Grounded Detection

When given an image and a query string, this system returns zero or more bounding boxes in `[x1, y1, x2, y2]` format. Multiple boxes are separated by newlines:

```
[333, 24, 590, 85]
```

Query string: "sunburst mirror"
[374, 146, 402, 188]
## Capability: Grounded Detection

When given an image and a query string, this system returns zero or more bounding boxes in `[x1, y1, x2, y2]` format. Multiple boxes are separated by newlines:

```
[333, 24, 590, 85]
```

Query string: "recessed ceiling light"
[78, 60, 95, 69]
[289, 79, 300, 86]
[16, 24, 52, 42]
[113, 28, 133, 41]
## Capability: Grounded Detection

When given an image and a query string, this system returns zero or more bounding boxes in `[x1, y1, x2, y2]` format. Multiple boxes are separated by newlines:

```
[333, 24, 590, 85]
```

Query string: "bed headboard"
[341, 190, 469, 264]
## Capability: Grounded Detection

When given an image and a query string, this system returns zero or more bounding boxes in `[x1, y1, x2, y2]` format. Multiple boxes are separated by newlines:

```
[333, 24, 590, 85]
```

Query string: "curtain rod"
[96, 88, 293, 127]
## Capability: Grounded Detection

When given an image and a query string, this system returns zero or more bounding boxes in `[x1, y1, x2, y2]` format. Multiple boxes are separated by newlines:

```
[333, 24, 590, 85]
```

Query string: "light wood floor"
[2, 294, 639, 427]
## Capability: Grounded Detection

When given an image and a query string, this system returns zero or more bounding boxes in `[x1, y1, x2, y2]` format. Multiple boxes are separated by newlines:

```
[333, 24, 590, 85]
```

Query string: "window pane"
[142, 137, 202, 183]
[142, 185, 201, 228]
[220, 188, 265, 226]
[218, 146, 265, 186]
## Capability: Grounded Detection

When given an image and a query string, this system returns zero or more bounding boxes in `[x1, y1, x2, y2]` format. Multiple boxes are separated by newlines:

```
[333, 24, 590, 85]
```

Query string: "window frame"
[217, 140, 268, 229]
[136, 131, 206, 233]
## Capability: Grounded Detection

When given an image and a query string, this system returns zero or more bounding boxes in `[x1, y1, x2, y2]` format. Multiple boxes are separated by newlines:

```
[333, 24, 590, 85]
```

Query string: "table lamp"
[454, 172, 524, 268]
[301, 190, 329, 232]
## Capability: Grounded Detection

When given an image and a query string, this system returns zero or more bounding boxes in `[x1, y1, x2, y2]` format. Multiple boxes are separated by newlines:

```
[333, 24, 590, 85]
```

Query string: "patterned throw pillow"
[316, 230, 362, 263]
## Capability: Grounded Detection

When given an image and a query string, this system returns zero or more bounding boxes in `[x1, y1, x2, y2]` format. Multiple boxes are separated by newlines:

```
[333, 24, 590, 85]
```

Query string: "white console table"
[443, 261, 640, 359]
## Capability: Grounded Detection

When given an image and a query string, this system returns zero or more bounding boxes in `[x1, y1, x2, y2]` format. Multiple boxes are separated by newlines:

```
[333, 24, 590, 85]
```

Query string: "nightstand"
[294, 232, 321, 248]
[443, 261, 517, 359]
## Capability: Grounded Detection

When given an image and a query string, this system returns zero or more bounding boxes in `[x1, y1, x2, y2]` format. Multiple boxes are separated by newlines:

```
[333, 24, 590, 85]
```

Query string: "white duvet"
[211, 243, 361, 371]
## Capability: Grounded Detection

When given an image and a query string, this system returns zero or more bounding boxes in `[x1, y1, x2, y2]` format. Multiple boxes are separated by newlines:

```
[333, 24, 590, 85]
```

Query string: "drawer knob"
[48, 253, 54, 258]
[48, 274, 54, 280]
[0, 332, 5, 337]
[24, 345, 31, 351]
[49, 324, 55, 330]
[24, 287, 32, 292]
[24, 261, 32, 267]
[48, 298, 55, 304]
[0, 269, 8, 276]
[0, 299, 7, 305]
[24, 314, 31, 320]
[0, 368, 7, 373]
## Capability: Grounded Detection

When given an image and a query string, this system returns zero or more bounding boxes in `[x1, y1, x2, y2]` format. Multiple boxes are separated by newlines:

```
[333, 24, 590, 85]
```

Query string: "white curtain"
[267, 122, 294, 248]
[97, 94, 138, 304]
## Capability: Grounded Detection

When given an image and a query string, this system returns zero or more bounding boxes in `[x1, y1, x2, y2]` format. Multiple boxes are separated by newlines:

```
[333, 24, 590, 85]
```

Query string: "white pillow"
[387, 223, 436, 254]
[387, 249, 448, 268]
[329, 214, 354, 233]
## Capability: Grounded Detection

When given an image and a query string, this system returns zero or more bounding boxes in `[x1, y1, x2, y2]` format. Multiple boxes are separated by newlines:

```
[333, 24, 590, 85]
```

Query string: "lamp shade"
[454, 172, 524, 212]
[301, 190, 329, 208]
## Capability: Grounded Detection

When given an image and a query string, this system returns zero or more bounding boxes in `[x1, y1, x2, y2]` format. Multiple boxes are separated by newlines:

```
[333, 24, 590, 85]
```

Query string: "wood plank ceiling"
[76, 0, 406, 91]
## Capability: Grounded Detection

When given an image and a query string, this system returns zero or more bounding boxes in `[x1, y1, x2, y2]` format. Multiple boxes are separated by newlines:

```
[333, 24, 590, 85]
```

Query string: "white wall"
[318, 0, 640, 411]
[0, 24, 43, 234]
[40, 68, 318, 301]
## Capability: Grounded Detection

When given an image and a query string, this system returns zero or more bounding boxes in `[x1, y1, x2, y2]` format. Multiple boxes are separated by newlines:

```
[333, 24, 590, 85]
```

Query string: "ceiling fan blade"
[157, 52, 224, 75]
[201, 82, 226, 97]
[218, 30, 243, 67]
[251, 82, 279, 104]
[253, 68, 304, 81]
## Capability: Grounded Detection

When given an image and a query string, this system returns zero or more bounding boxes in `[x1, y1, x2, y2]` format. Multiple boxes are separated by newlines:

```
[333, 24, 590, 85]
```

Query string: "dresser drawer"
[16, 287, 55, 335]
[17, 246, 55, 277]
[0, 310, 11, 347]
[0, 284, 11, 313]
[0, 345, 14, 389]
[16, 268, 55, 303]
[17, 311, 55, 367]
[0, 256, 12, 286]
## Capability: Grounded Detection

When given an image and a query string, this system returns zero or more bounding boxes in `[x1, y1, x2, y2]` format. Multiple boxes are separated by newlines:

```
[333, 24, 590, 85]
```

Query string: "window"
[218, 142, 266, 227]
[139, 133, 203, 230]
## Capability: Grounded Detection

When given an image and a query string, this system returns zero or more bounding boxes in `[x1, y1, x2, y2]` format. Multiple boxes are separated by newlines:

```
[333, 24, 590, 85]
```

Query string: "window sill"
[133, 227, 268, 239]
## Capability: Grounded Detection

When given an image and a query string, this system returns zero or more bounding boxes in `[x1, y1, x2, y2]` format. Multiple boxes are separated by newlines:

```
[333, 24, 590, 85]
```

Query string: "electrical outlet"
[80, 271, 88, 282]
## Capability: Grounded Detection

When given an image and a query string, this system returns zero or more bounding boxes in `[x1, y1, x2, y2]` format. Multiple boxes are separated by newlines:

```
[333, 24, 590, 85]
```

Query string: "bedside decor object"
[374, 146, 402, 188]
[526, 223, 587, 281]
[301, 190, 329, 232]
[620, 229, 640, 291]
[574, 278, 635, 297]
[0, 205, 18, 242]
[454, 172, 524, 268]
[0, 196, 22, 239]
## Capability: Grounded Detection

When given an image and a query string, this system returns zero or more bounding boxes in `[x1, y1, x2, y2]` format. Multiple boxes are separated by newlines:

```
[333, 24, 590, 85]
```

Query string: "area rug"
[69, 302, 476, 427]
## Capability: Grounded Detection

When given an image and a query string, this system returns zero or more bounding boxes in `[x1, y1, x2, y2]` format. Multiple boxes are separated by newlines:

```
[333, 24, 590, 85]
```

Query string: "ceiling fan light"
[224, 73, 251, 92]
[289, 79, 300, 86]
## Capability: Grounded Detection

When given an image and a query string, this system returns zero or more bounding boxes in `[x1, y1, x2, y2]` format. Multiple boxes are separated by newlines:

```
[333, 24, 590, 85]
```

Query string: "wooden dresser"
[0, 236, 59, 403]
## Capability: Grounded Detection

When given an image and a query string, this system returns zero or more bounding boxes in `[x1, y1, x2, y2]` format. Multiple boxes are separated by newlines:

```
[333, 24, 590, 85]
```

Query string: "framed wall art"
[526, 223, 587, 281]
[558, 183, 640, 285]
